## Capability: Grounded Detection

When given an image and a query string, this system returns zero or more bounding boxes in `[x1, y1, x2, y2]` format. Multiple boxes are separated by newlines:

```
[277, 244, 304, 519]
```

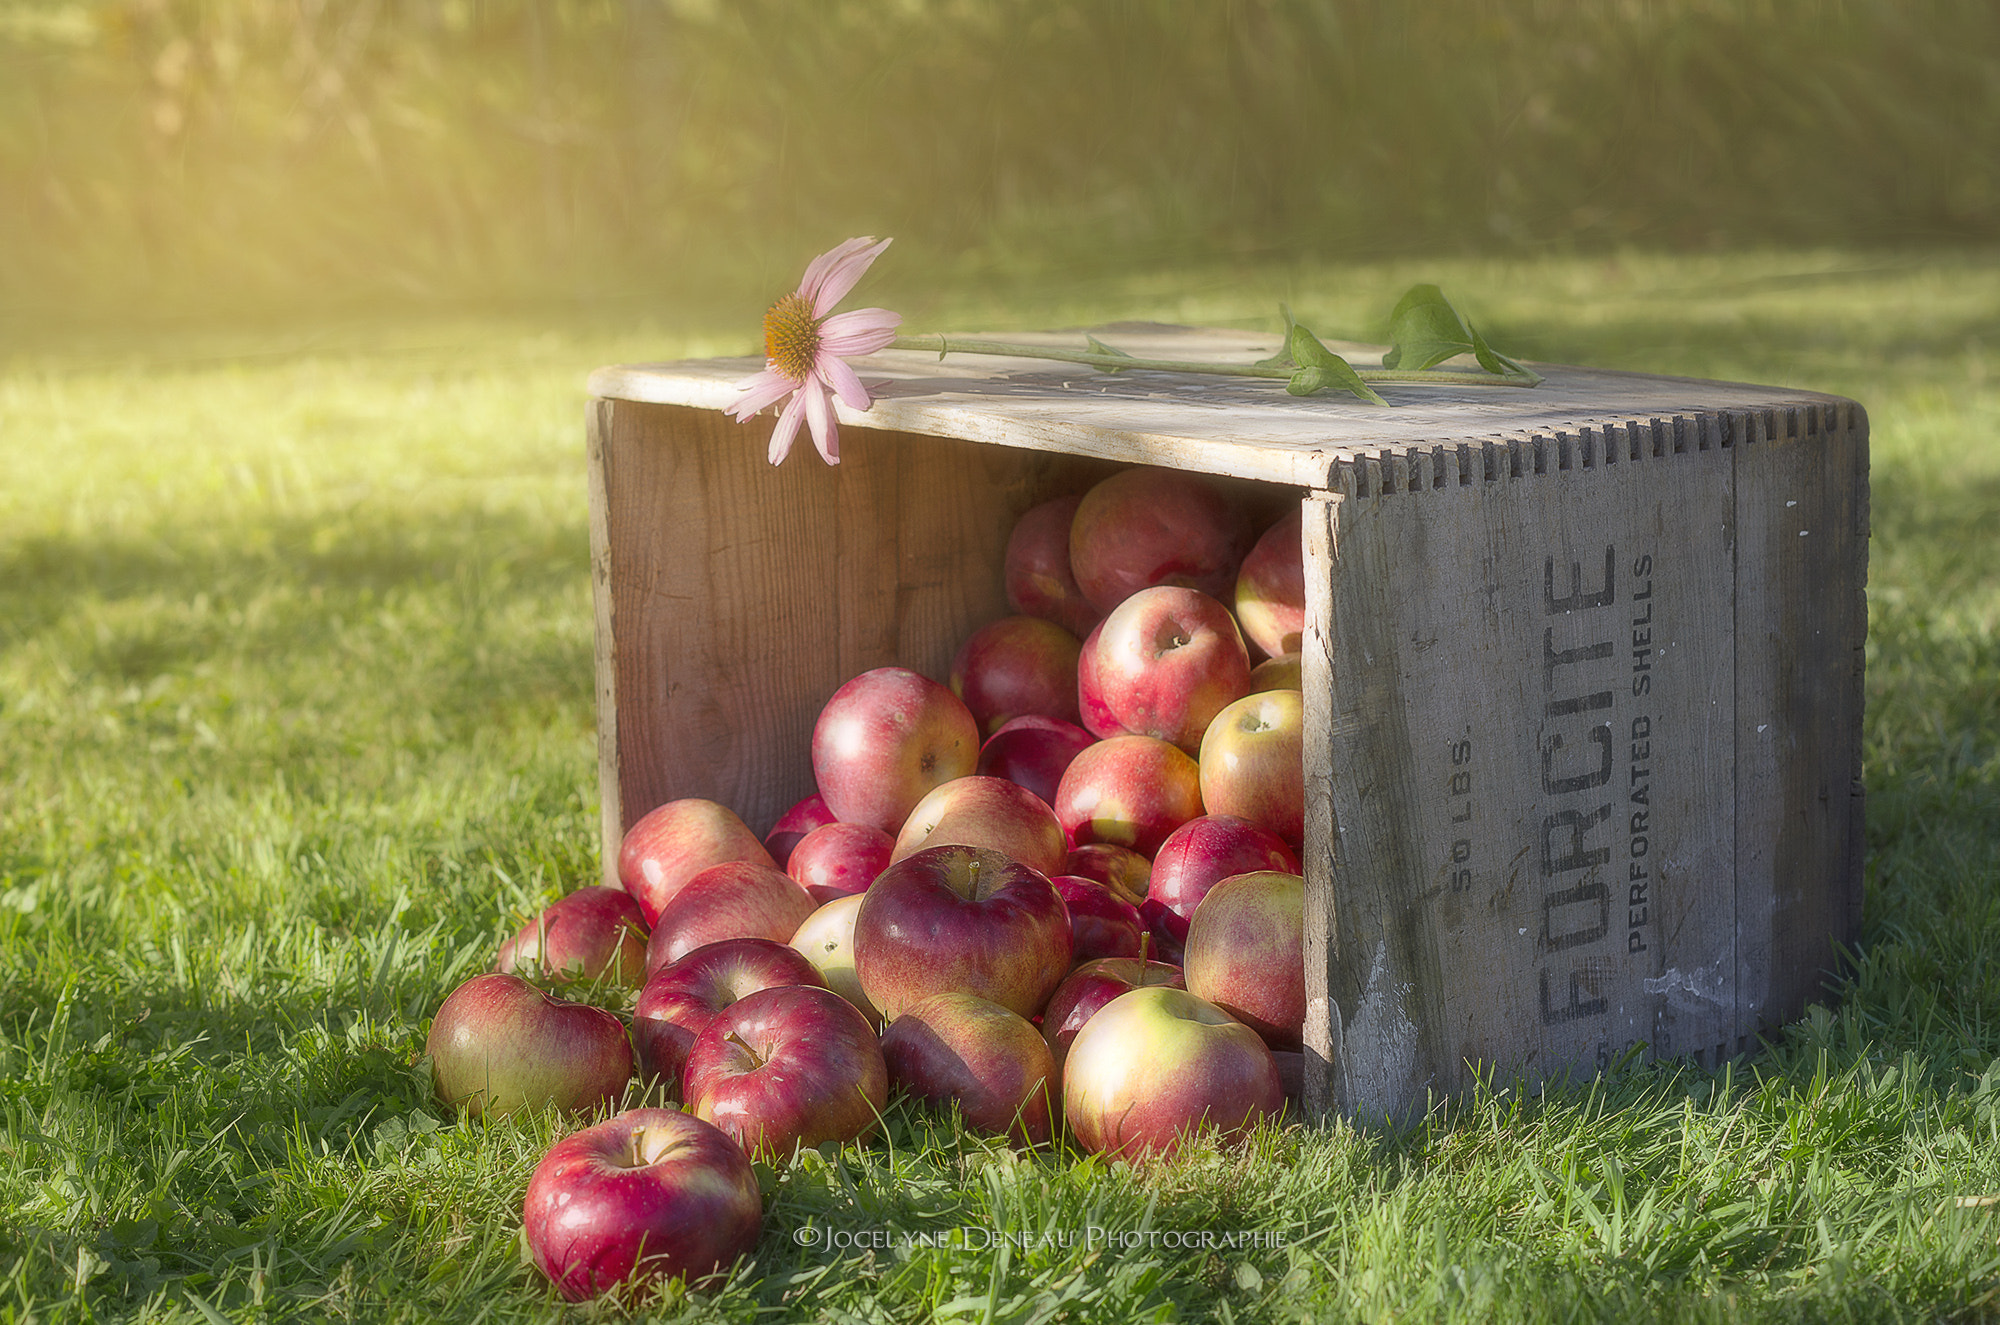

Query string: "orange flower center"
[763, 293, 819, 381]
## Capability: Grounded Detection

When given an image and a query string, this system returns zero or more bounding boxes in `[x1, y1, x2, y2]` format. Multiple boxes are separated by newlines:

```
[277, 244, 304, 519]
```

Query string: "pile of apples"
[423, 465, 1312, 1301]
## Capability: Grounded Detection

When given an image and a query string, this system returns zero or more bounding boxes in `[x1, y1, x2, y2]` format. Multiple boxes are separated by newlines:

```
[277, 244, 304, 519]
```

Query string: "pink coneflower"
[727, 237, 902, 465]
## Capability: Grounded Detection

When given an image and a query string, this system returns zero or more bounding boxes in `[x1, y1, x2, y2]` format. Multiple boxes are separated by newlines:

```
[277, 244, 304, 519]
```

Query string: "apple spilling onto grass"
[427, 973, 631, 1120]
[619, 798, 775, 925]
[1040, 956, 1186, 1074]
[1144, 814, 1300, 961]
[644, 860, 818, 974]
[495, 885, 649, 987]
[523, 1107, 762, 1301]
[1181, 870, 1307, 1048]
[880, 991, 1055, 1146]
[632, 938, 827, 1085]
[1061, 985, 1284, 1161]
[853, 844, 1073, 1020]
[682, 984, 888, 1161]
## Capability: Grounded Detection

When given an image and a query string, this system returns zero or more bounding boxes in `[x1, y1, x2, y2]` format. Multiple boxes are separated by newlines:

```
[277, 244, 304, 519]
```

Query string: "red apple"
[619, 799, 775, 926]
[880, 991, 1055, 1146]
[764, 792, 838, 869]
[1061, 986, 1283, 1161]
[1198, 688, 1306, 850]
[523, 1107, 762, 1300]
[682, 984, 888, 1161]
[632, 938, 826, 1084]
[1004, 494, 1100, 638]
[1083, 586, 1251, 752]
[890, 775, 1067, 878]
[645, 860, 818, 975]
[1052, 875, 1144, 963]
[1182, 870, 1307, 1048]
[1040, 956, 1185, 1074]
[787, 821, 894, 904]
[1069, 467, 1254, 614]
[1234, 507, 1305, 659]
[789, 894, 878, 1021]
[1144, 815, 1299, 961]
[812, 667, 981, 833]
[1247, 653, 1302, 692]
[1063, 843, 1152, 907]
[1052, 734, 1204, 858]
[853, 845, 1073, 1021]
[427, 973, 631, 1120]
[949, 615, 1084, 736]
[1075, 619, 1128, 740]
[976, 716, 1096, 808]
[496, 885, 649, 987]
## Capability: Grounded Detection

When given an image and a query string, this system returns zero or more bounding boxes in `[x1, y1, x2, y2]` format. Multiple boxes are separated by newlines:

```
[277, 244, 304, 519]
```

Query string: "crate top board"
[587, 323, 1857, 489]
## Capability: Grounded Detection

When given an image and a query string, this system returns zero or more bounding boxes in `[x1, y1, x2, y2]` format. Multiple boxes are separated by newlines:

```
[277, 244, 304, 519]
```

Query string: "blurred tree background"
[1, 0, 1995, 326]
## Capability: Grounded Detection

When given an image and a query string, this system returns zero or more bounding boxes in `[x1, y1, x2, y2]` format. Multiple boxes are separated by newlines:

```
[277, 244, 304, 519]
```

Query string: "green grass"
[2, 249, 1998, 1321]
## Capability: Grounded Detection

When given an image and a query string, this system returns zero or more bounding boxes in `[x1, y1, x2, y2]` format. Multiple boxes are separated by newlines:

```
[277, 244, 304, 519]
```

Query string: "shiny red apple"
[523, 1107, 762, 1300]
[1083, 585, 1251, 753]
[427, 973, 631, 1120]
[619, 799, 775, 926]
[682, 984, 888, 1161]
[949, 615, 1084, 736]
[632, 938, 826, 1084]
[880, 991, 1055, 1146]
[1144, 814, 1299, 961]
[1069, 467, 1254, 614]
[890, 775, 1067, 878]
[496, 885, 649, 987]
[645, 860, 818, 975]
[1061, 986, 1284, 1161]
[1234, 507, 1305, 660]
[1052, 734, 1204, 858]
[812, 667, 980, 833]
[853, 845, 1073, 1021]
[1182, 871, 1306, 1048]
[787, 821, 894, 904]
[1004, 494, 1100, 638]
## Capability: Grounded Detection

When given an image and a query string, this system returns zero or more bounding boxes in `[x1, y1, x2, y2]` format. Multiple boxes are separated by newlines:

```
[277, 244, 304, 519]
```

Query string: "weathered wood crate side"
[1299, 406, 1868, 1121]
[585, 399, 1119, 883]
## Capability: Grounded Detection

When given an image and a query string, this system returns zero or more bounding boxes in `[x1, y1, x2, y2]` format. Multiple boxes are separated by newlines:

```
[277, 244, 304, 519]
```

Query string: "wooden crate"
[586, 325, 1868, 1122]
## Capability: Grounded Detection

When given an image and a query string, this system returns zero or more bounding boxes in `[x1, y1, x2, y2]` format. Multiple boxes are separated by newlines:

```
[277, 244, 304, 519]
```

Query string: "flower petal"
[816, 353, 873, 412]
[806, 237, 893, 318]
[767, 387, 809, 465]
[804, 377, 839, 464]
[817, 307, 902, 357]
[728, 368, 797, 421]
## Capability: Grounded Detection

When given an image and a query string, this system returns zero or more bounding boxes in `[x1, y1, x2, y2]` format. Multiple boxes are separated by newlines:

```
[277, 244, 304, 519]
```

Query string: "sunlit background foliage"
[2, 0, 1996, 321]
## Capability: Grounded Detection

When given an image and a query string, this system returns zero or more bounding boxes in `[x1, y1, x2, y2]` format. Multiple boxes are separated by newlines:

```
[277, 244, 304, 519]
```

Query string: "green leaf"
[1287, 324, 1389, 406]
[1383, 284, 1477, 371]
[1471, 323, 1544, 385]
[1386, 283, 1542, 383]
[1084, 334, 1136, 372]
[1254, 304, 1300, 369]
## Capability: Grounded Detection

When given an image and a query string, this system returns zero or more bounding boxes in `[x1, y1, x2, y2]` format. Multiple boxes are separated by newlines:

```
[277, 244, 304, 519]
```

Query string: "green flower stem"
[888, 334, 1538, 387]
